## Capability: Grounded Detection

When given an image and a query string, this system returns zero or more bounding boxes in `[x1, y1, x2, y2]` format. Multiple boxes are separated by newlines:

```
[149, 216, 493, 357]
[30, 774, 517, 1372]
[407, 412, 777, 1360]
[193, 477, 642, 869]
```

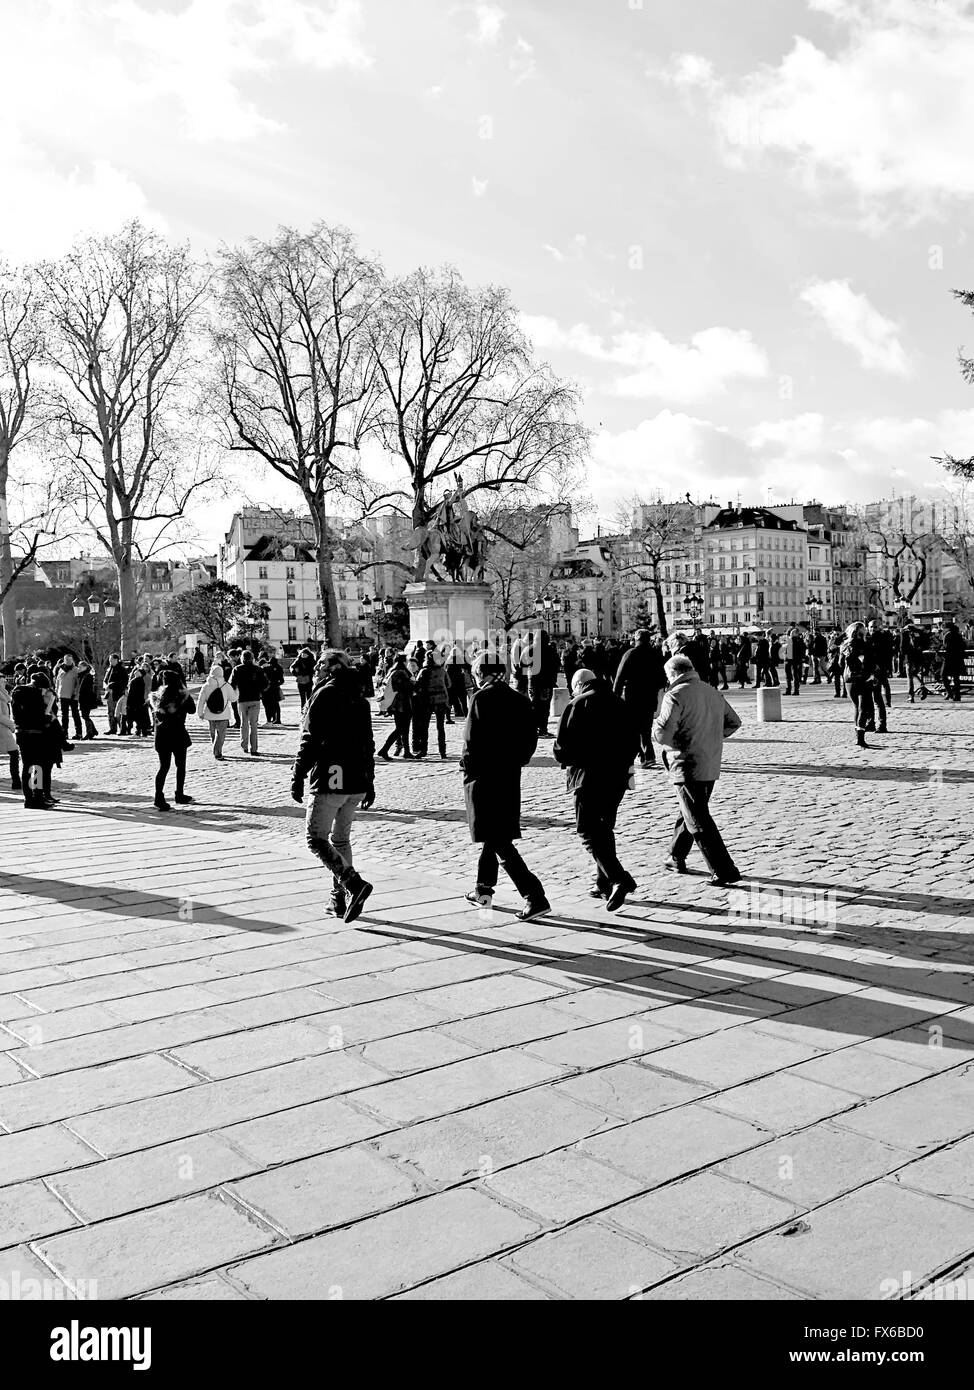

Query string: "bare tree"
[477, 497, 577, 630]
[0, 265, 52, 657]
[609, 495, 698, 638]
[367, 268, 588, 579]
[37, 221, 212, 652]
[935, 288, 974, 479]
[215, 224, 383, 648]
[859, 506, 937, 611]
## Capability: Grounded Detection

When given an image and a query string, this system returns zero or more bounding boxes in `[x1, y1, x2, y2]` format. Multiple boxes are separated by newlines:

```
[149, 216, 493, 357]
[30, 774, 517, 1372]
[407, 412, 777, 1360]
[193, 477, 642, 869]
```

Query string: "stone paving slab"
[1, 680, 974, 1299]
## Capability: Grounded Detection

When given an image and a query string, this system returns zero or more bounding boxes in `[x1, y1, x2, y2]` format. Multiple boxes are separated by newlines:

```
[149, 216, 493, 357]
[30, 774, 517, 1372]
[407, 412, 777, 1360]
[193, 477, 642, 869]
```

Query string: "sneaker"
[516, 898, 551, 922]
[664, 857, 688, 875]
[606, 875, 637, 912]
[343, 875, 374, 923]
[464, 887, 493, 908]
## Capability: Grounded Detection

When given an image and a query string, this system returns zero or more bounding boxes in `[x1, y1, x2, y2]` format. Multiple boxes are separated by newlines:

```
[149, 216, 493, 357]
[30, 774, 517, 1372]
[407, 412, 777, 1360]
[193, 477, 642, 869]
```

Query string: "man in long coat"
[461, 652, 550, 920]
[613, 629, 666, 766]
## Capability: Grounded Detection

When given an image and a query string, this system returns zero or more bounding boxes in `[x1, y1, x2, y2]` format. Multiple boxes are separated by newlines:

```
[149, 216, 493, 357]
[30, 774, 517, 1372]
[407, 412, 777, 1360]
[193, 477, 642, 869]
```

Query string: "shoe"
[378, 750, 391, 761]
[606, 875, 637, 912]
[464, 886, 493, 907]
[330, 888, 348, 917]
[249, 751, 260, 757]
[664, 857, 688, 874]
[856, 732, 868, 749]
[214, 753, 224, 761]
[42, 796, 59, 806]
[25, 799, 51, 810]
[174, 793, 194, 804]
[342, 872, 374, 923]
[588, 883, 607, 899]
[516, 898, 550, 922]
[154, 798, 171, 812]
[708, 870, 742, 887]
[63, 742, 75, 751]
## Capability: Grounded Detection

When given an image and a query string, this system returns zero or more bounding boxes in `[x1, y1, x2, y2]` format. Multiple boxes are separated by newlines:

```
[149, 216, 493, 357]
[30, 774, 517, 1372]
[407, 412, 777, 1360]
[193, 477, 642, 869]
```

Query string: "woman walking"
[839, 622, 876, 749]
[377, 654, 414, 760]
[195, 662, 235, 760]
[151, 670, 196, 810]
[77, 660, 99, 739]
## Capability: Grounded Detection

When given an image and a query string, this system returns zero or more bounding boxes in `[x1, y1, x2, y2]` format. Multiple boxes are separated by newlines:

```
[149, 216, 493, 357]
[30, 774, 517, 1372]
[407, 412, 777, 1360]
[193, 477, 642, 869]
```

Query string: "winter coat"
[230, 661, 267, 703]
[151, 689, 195, 751]
[417, 662, 449, 709]
[53, 663, 79, 700]
[292, 667, 375, 796]
[461, 681, 538, 843]
[0, 686, 17, 755]
[125, 671, 148, 717]
[553, 683, 639, 794]
[290, 654, 316, 685]
[76, 669, 97, 712]
[385, 665, 413, 715]
[196, 668, 236, 722]
[612, 644, 667, 730]
[652, 669, 741, 784]
[942, 628, 967, 674]
[104, 660, 129, 699]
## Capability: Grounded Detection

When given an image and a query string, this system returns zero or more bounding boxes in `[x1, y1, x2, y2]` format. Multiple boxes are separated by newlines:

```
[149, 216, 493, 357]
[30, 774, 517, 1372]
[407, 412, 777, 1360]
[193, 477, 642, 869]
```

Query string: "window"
[258, 566, 268, 580]
[288, 625, 297, 641]
[580, 619, 588, 636]
[579, 598, 588, 612]
[552, 620, 560, 636]
[259, 586, 268, 599]
[563, 619, 572, 634]
[287, 606, 296, 621]
[285, 567, 295, 580]
[596, 598, 604, 611]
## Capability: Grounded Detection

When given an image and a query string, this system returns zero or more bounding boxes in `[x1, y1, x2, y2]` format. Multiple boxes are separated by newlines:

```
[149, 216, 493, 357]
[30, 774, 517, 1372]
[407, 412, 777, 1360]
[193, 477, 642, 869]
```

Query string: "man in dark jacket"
[230, 650, 268, 755]
[652, 654, 742, 885]
[461, 652, 550, 920]
[613, 629, 666, 767]
[529, 629, 562, 737]
[864, 620, 890, 732]
[291, 650, 375, 922]
[554, 668, 640, 911]
[103, 653, 129, 734]
[942, 619, 967, 702]
[753, 632, 774, 687]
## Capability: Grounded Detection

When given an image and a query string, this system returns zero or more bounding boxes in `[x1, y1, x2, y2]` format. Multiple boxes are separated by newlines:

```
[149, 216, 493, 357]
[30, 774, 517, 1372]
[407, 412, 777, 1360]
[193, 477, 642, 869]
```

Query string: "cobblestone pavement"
[1, 678, 973, 1300]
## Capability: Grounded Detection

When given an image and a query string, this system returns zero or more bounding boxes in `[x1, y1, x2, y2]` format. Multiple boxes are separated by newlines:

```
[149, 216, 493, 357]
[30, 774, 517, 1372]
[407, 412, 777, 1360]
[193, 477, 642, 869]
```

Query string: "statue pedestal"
[404, 581, 493, 649]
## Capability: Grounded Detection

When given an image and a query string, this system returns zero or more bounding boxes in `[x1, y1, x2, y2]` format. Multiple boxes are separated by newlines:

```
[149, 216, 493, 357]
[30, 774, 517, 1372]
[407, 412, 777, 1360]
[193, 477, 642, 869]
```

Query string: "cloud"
[522, 314, 769, 402]
[471, 2, 505, 44]
[798, 279, 910, 374]
[657, 1, 974, 219]
[471, 177, 489, 198]
[540, 234, 587, 264]
[587, 405, 974, 515]
[510, 36, 537, 84]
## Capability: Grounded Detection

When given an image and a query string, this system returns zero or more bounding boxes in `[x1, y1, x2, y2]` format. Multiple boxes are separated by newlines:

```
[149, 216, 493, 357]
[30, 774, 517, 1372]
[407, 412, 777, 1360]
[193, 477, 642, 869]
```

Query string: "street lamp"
[686, 591, 704, 631]
[804, 593, 822, 630]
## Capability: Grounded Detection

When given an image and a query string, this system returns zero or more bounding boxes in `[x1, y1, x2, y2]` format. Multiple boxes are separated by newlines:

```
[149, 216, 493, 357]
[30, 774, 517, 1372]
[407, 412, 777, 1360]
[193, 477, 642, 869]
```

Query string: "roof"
[707, 507, 804, 532]
[243, 535, 317, 563]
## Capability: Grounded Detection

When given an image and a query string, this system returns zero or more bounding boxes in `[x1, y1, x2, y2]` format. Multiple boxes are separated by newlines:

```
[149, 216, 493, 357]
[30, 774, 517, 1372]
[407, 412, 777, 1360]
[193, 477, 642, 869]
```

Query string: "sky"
[5, 0, 974, 550]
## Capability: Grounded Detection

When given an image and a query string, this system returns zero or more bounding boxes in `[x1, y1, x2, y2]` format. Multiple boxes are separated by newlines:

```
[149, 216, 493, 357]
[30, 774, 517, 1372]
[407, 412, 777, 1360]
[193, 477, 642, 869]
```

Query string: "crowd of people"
[0, 615, 968, 923]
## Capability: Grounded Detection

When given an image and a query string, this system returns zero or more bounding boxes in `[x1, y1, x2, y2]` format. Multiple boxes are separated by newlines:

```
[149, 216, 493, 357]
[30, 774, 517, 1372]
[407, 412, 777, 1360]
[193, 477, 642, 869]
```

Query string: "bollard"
[756, 686, 782, 722]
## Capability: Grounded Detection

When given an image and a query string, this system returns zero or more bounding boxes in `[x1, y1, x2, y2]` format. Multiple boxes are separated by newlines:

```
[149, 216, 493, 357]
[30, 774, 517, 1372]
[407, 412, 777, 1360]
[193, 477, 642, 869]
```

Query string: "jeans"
[449, 686, 468, 717]
[413, 705, 447, 756]
[155, 745, 187, 801]
[476, 841, 545, 903]
[81, 709, 98, 737]
[575, 786, 629, 890]
[59, 697, 82, 738]
[754, 663, 777, 687]
[238, 700, 261, 752]
[670, 779, 738, 879]
[848, 679, 875, 732]
[297, 683, 312, 712]
[379, 707, 412, 757]
[306, 791, 359, 882]
[784, 660, 801, 694]
[208, 720, 228, 756]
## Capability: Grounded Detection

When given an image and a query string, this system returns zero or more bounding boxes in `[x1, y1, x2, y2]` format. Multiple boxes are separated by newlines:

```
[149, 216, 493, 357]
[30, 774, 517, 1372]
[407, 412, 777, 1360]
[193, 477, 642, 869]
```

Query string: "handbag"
[378, 681, 397, 714]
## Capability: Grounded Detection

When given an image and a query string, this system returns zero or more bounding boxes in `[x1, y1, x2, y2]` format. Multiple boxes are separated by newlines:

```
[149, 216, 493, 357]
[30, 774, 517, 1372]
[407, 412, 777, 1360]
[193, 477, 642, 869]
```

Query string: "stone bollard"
[756, 686, 782, 722]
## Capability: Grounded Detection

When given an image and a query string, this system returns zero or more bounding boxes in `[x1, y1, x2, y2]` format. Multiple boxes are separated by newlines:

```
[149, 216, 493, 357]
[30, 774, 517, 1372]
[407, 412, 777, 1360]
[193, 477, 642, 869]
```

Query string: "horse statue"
[409, 476, 489, 583]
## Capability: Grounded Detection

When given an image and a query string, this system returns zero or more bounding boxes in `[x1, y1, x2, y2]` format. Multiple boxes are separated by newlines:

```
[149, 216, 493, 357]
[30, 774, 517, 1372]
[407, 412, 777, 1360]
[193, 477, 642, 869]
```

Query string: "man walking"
[753, 631, 774, 687]
[53, 654, 83, 741]
[613, 628, 666, 767]
[461, 651, 550, 920]
[554, 667, 639, 911]
[652, 653, 743, 886]
[230, 650, 267, 755]
[291, 649, 375, 922]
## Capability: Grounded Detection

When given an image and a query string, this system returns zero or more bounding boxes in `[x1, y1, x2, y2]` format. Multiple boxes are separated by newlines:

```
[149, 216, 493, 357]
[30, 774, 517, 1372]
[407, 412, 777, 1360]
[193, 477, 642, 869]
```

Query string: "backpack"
[206, 685, 226, 714]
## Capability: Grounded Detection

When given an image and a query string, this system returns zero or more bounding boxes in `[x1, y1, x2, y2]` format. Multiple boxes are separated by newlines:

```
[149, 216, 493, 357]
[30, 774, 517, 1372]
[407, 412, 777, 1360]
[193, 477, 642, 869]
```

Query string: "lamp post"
[533, 595, 562, 634]
[362, 595, 395, 645]
[303, 610, 324, 644]
[71, 590, 117, 677]
[804, 593, 822, 632]
[686, 590, 704, 632]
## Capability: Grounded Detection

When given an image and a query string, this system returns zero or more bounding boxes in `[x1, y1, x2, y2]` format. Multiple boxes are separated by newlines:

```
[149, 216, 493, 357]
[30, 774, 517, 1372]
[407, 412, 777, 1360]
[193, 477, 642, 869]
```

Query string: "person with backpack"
[195, 663, 236, 759]
[554, 666, 640, 910]
[150, 670, 196, 810]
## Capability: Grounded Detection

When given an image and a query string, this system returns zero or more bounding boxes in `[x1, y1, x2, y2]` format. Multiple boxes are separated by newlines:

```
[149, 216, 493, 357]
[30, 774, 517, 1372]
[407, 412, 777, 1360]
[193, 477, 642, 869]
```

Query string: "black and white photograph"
[0, 0, 972, 1361]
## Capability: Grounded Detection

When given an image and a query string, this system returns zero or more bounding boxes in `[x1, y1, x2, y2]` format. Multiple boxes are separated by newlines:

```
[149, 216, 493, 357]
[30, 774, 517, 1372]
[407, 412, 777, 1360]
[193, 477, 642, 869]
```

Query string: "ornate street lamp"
[804, 593, 822, 629]
[686, 591, 704, 630]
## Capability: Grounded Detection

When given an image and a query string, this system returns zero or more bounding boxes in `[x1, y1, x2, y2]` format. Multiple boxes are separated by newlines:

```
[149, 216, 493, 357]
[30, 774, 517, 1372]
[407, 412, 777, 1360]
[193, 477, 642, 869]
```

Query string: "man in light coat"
[652, 653, 743, 886]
